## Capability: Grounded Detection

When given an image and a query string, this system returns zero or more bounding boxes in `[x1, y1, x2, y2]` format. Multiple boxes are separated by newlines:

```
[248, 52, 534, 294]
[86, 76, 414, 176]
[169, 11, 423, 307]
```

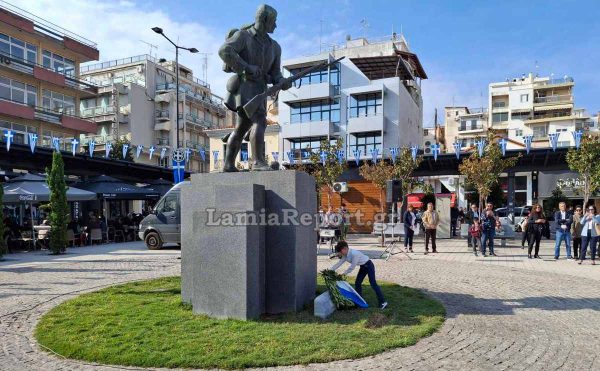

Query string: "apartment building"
[443, 107, 488, 153]
[278, 34, 426, 164]
[423, 125, 445, 154]
[80, 54, 226, 173]
[0, 3, 98, 151]
[489, 73, 592, 149]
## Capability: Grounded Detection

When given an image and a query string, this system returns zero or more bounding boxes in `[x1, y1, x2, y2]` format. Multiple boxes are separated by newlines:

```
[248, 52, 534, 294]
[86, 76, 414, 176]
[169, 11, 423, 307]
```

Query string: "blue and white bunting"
[70, 138, 79, 156]
[105, 142, 112, 158]
[453, 142, 461, 159]
[88, 140, 96, 157]
[148, 146, 156, 160]
[302, 150, 311, 160]
[370, 148, 379, 164]
[4, 130, 13, 152]
[199, 148, 206, 162]
[52, 137, 61, 152]
[28, 133, 37, 154]
[431, 143, 440, 161]
[241, 150, 248, 162]
[212, 150, 219, 167]
[476, 139, 486, 157]
[122, 143, 129, 159]
[352, 149, 362, 166]
[320, 150, 327, 165]
[136, 145, 144, 159]
[548, 133, 559, 152]
[523, 135, 533, 154]
[498, 138, 508, 157]
[286, 150, 295, 164]
[389, 147, 399, 163]
[184, 147, 192, 162]
[337, 150, 345, 164]
[572, 130, 583, 150]
[410, 145, 419, 162]
[271, 151, 279, 162]
[160, 147, 167, 160]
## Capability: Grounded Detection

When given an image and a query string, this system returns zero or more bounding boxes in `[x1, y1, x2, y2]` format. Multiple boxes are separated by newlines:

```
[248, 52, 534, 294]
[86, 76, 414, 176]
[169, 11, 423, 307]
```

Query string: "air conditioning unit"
[405, 80, 416, 88]
[333, 182, 348, 193]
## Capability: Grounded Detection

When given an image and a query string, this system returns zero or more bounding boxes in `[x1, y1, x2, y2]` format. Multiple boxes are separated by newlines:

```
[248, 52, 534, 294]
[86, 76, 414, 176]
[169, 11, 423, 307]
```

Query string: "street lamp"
[152, 27, 199, 149]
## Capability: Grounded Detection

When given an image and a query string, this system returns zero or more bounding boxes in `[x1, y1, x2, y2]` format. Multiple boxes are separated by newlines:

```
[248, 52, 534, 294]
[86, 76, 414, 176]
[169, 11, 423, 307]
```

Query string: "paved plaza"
[1, 236, 599, 370]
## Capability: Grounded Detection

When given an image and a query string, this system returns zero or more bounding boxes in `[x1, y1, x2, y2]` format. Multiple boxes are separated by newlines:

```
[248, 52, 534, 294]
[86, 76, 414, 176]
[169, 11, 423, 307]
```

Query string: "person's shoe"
[424, 251, 429, 255]
[433, 250, 438, 253]
[578, 260, 582, 265]
[252, 161, 272, 171]
[409, 248, 413, 253]
[380, 302, 388, 310]
[491, 253, 497, 257]
[534, 255, 541, 259]
[222, 163, 239, 172]
[554, 256, 559, 260]
[592, 260, 596, 266]
[483, 254, 488, 257]
[528, 254, 532, 259]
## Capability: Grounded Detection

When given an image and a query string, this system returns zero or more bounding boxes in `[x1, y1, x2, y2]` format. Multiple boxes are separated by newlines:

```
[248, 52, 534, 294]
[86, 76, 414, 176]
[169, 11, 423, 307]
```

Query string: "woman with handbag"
[578, 205, 600, 265]
[527, 204, 546, 259]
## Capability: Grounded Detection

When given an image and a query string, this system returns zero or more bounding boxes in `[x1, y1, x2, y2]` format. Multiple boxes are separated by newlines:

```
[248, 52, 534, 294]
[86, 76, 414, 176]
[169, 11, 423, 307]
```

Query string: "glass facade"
[42, 50, 75, 76]
[42, 89, 75, 115]
[289, 62, 340, 87]
[0, 33, 37, 63]
[288, 136, 331, 159]
[492, 112, 509, 122]
[349, 92, 382, 118]
[0, 77, 37, 106]
[290, 98, 340, 124]
[0, 120, 40, 145]
[348, 131, 382, 155]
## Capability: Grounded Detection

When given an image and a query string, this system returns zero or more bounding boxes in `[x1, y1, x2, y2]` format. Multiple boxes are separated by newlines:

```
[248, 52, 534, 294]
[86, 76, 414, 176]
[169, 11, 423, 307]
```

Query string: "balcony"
[457, 123, 485, 133]
[0, 52, 98, 96]
[525, 110, 573, 124]
[156, 138, 170, 146]
[347, 113, 385, 134]
[154, 121, 171, 131]
[533, 94, 572, 105]
[535, 76, 574, 88]
[185, 140, 207, 152]
[185, 113, 211, 129]
[156, 110, 170, 121]
[81, 54, 157, 73]
[280, 81, 334, 103]
[80, 105, 129, 124]
[281, 120, 334, 139]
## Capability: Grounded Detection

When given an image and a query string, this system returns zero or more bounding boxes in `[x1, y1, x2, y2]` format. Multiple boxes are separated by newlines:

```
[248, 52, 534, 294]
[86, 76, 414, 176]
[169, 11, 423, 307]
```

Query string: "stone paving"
[1, 236, 599, 370]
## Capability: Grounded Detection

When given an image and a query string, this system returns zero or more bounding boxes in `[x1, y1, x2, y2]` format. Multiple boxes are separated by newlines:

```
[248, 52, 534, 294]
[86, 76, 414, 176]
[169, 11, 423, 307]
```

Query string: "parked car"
[138, 182, 187, 249]
[495, 206, 532, 232]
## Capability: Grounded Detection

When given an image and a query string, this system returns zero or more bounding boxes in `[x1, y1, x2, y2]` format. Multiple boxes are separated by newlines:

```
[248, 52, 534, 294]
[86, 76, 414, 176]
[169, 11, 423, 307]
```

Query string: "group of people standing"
[522, 202, 599, 264]
[464, 202, 502, 257]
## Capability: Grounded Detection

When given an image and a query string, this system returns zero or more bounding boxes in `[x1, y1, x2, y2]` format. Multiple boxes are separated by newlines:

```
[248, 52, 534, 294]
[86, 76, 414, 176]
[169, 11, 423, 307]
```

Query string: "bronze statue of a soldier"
[219, 4, 291, 172]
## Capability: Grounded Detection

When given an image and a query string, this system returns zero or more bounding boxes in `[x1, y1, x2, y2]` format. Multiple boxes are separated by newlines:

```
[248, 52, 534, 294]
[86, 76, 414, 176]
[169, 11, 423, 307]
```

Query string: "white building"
[278, 34, 426, 163]
[79, 55, 226, 172]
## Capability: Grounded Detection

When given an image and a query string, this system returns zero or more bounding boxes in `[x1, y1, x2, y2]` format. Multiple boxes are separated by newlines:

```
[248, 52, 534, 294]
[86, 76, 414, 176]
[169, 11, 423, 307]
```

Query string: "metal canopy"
[73, 175, 161, 200]
[350, 55, 414, 80]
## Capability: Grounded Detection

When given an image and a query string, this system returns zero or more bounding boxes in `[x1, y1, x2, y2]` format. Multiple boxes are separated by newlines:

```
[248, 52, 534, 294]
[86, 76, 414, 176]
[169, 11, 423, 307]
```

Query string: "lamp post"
[151, 27, 199, 149]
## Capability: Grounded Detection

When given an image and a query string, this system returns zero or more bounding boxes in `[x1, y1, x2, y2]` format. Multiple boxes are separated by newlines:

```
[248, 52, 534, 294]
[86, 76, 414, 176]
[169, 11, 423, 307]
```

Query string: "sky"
[11, 0, 600, 127]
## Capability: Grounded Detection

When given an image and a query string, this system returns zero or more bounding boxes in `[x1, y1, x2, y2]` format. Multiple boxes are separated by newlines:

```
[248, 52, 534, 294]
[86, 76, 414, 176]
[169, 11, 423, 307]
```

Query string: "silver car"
[138, 182, 186, 249]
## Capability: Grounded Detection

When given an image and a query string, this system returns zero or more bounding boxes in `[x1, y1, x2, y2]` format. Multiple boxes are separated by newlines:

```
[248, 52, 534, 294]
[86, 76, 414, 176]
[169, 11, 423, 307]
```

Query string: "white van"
[138, 182, 187, 249]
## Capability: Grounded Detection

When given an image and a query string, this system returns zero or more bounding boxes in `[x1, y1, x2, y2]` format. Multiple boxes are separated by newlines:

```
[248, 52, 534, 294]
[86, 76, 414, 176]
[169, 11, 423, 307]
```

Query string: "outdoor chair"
[90, 228, 103, 245]
[35, 229, 50, 250]
[114, 229, 125, 243]
[20, 230, 34, 250]
[66, 229, 78, 247]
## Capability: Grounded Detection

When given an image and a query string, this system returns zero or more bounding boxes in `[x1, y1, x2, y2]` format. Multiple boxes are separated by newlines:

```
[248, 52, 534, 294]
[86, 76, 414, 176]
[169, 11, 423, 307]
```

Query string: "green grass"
[35, 276, 445, 369]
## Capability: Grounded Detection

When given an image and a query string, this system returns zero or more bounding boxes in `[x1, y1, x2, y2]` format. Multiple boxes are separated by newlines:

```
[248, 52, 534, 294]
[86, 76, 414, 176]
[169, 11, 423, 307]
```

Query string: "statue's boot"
[252, 161, 271, 171]
[222, 161, 239, 172]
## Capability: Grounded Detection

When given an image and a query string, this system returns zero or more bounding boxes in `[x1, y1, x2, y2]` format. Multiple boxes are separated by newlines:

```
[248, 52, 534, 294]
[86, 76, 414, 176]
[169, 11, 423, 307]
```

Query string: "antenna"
[195, 52, 212, 85]
[360, 18, 369, 38]
[319, 18, 323, 53]
[139, 40, 158, 58]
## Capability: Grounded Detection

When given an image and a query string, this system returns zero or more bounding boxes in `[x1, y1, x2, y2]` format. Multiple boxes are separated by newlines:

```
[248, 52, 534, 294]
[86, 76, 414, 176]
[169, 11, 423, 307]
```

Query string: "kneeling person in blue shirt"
[331, 241, 388, 309]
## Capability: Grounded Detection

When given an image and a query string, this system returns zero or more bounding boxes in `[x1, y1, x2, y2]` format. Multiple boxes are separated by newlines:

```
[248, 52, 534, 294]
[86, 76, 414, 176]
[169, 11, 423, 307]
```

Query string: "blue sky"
[18, 0, 600, 126]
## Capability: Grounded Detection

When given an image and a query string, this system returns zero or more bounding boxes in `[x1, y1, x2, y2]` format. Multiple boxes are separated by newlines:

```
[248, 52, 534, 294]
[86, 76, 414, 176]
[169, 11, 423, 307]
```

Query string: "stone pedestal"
[181, 170, 317, 320]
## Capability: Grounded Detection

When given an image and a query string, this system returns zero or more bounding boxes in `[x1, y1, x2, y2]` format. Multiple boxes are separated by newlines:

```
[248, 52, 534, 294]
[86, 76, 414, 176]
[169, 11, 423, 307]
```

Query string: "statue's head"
[255, 4, 277, 34]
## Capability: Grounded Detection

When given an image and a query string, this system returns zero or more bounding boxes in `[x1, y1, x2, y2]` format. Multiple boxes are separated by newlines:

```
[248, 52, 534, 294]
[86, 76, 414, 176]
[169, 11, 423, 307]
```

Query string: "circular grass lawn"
[35, 276, 445, 369]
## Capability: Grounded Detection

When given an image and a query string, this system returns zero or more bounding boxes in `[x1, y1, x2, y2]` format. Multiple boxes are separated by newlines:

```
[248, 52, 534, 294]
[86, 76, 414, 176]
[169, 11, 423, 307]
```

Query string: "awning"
[142, 178, 174, 196]
[406, 193, 456, 208]
[73, 175, 161, 200]
[534, 104, 572, 111]
[2, 173, 97, 203]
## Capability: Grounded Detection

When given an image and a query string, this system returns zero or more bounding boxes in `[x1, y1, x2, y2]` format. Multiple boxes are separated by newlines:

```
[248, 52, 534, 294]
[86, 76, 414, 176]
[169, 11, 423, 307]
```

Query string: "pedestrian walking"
[571, 206, 583, 259]
[451, 206, 458, 237]
[554, 202, 573, 260]
[578, 205, 600, 265]
[403, 204, 416, 252]
[527, 204, 546, 259]
[422, 203, 440, 254]
[481, 209, 497, 256]
[468, 219, 482, 256]
[465, 204, 480, 249]
[520, 216, 529, 248]
[331, 241, 388, 309]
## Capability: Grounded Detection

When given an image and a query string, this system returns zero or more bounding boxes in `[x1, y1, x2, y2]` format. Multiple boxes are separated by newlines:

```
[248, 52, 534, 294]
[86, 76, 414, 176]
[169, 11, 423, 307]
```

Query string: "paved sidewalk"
[0, 237, 599, 370]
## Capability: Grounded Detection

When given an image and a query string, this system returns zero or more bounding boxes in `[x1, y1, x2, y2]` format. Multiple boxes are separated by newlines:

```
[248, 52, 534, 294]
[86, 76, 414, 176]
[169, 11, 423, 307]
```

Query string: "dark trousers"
[521, 231, 528, 247]
[481, 231, 495, 254]
[355, 260, 385, 306]
[580, 235, 598, 261]
[528, 230, 542, 256]
[404, 226, 414, 248]
[451, 219, 457, 236]
[467, 224, 473, 246]
[425, 229, 437, 252]
[573, 237, 581, 259]
[471, 236, 481, 253]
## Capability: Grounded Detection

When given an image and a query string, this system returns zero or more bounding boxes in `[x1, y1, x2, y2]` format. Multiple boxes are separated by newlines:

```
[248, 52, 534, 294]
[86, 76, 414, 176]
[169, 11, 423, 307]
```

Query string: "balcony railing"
[533, 95, 572, 104]
[156, 138, 170, 146]
[80, 54, 157, 73]
[92, 74, 145, 88]
[0, 51, 98, 93]
[185, 113, 212, 128]
[528, 111, 572, 121]
[538, 76, 574, 86]
[492, 102, 507, 108]
[81, 106, 115, 117]
[458, 123, 484, 132]
[185, 140, 207, 151]
[156, 110, 170, 119]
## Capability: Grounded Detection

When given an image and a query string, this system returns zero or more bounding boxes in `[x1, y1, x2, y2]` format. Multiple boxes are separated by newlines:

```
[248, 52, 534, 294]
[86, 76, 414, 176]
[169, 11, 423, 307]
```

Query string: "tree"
[420, 184, 436, 210]
[463, 182, 506, 209]
[110, 137, 134, 162]
[300, 138, 347, 209]
[544, 186, 569, 217]
[359, 160, 395, 214]
[458, 131, 519, 215]
[566, 134, 600, 209]
[46, 151, 68, 255]
[0, 185, 6, 259]
[392, 148, 424, 196]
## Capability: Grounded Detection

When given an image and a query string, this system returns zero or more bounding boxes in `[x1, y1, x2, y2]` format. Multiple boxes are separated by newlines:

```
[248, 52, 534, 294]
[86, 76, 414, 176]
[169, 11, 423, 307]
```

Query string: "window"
[515, 129, 523, 137]
[290, 98, 340, 124]
[288, 136, 328, 159]
[492, 101, 506, 108]
[492, 112, 509, 123]
[349, 131, 382, 155]
[555, 128, 567, 133]
[531, 125, 548, 139]
[0, 33, 37, 63]
[511, 111, 531, 121]
[520, 94, 529, 103]
[157, 194, 177, 213]
[557, 141, 570, 148]
[0, 120, 38, 145]
[42, 90, 75, 114]
[349, 92, 382, 118]
[460, 120, 467, 131]
[42, 50, 75, 76]
[0, 77, 37, 106]
[288, 62, 340, 88]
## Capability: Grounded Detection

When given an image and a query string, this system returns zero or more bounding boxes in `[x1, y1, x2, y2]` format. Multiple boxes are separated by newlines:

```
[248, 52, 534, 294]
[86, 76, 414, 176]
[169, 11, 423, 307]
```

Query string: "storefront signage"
[538, 171, 583, 198]
[557, 177, 586, 193]
[19, 194, 35, 201]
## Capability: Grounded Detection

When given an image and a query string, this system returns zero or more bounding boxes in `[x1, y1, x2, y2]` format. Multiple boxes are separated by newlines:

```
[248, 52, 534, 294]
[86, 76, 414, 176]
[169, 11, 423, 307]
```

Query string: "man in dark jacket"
[554, 201, 573, 260]
[403, 205, 416, 252]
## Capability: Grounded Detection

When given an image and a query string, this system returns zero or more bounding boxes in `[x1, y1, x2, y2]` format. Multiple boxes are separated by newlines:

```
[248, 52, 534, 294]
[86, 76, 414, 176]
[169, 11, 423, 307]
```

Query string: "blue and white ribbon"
[105, 142, 113, 159]
[286, 150, 295, 164]
[352, 149, 362, 166]
[122, 143, 129, 159]
[319, 150, 327, 165]
[70, 138, 79, 156]
[337, 150, 345, 164]
[476, 139, 486, 157]
[388, 147, 399, 163]
[136, 145, 144, 159]
[148, 146, 156, 160]
[548, 133, 559, 152]
[453, 142, 461, 159]
[28, 133, 37, 154]
[271, 152, 279, 162]
[212, 150, 219, 167]
[52, 137, 61, 152]
[572, 130, 583, 150]
[498, 138, 507, 157]
[370, 148, 378, 164]
[4, 130, 13, 152]
[410, 145, 419, 162]
[88, 140, 96, 157]
[431, 143, 440, 161]
[523, 135, 533, 154]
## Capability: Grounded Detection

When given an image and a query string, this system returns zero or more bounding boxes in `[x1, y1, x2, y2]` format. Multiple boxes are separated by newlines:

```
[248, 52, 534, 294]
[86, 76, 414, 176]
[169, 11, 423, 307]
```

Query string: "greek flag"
[105, 142, 113, 158]
[388, 147, 399, 163]
[88, 140, 96, 157]
[148, 146, 156, 160]
[498, 138, 507, 157]
[370, 148, 378, 164]
[453, 142, 461, 159]
[70, 138, 79, 156]
[212, 150, 219, 167]
[287, 150, 295, 164]
[4, 130, 13, 152]
[136, 145, 144, 159]
[160, 147, 167, 160]
[122, 143, 129, 159]
[353, 149, 362, 166]
[28, 133, 37, 154]
[52, 137, 61, 152]
[337, 150, 345, 164]
[523, 135, 533, 154]
[199, 148, 206, 162]
[476, 139, 486, 157]
[431, 143, 440, 161]
[572, 130, 583, 150]
[271, 152, 279, 162]
[184, 147, 192, 162]
[172, 159, 185, 184]
[548, 133, 559, 151]
[320, 150, 327, 165]
[410, 145, 419, 162]
[241, 150, 248, 162]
